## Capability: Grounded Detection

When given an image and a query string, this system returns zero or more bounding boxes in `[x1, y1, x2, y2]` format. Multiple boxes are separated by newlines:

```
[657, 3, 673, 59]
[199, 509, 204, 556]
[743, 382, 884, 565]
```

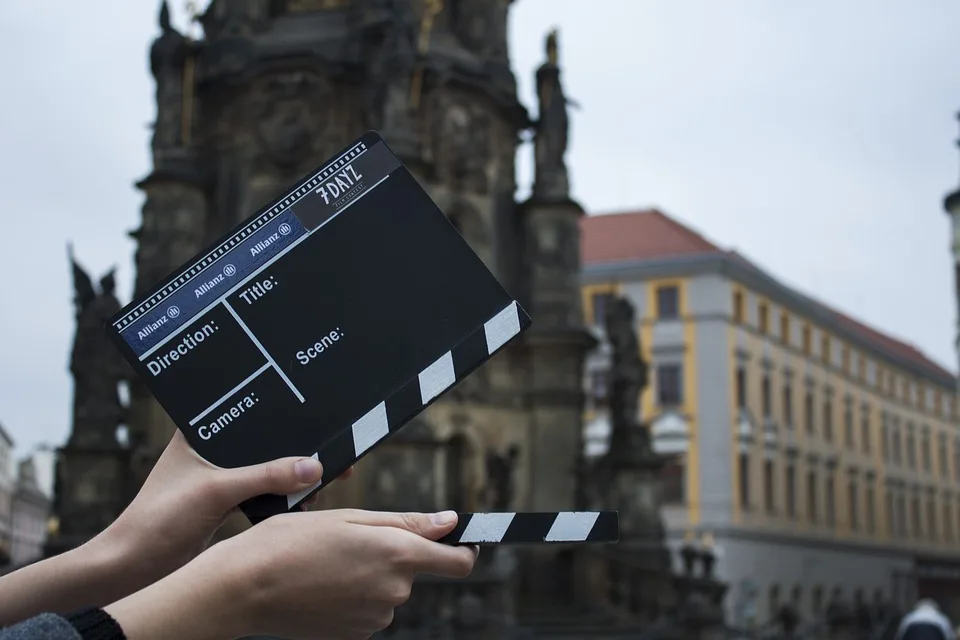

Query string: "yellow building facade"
[580, 210, 960, 625]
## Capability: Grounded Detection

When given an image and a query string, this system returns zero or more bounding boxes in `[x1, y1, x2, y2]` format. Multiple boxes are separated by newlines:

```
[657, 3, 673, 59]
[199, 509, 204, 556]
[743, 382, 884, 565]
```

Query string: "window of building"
[823, 397, 833, 443]
[807, 470, 818, 523]
[786, 463, 796, 519]
[825, 473, 836, 528]
[821, 335, 831, 366]
[938, 432, 948, 479]
[927, 497, 937, 541]
[865, 484, 876, 534]
[841, 345, 850, 372]
[739, 453, 751, 511]
[736, 365, 747, 410]
[769, 585, 781, 619]
[891, 424, 902, 466]
[956, 498, 960, 540]
[885, 490, 895, 538]
[591, 292, 614, 328]
[780, 313, 790, 344]
[921, 428, 931, 473]
[802, 325, 812, 355]
[911, 495, 922, 538]
[657, 364, 683, 407]
[761, 374, 772, 420]
[783, 383, 793, 429]
[858, 354, 866, 381]
[848, 480, 859, 531]
[805, 390, 815, 436]
[844, 401, 854, 450]
[656, 285, 679, 319]
[897, 493, 907, 538]
[906, 426, 916, 470]
[954, 438, 960, 483]
[660, 454, 685, 504]
[732, 290, 744, 324]
[945, 502, 954, 543]
[861, 406, 871, 455]
[764, 459, 775, 514]
[758, 303, 769, 334]
[881, 414, 890, 462]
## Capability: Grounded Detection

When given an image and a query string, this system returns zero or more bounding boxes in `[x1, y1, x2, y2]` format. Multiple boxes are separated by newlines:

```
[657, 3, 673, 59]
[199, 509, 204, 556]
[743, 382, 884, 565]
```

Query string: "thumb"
[216, 455, 324, 506]
[345, 509, 459, 541]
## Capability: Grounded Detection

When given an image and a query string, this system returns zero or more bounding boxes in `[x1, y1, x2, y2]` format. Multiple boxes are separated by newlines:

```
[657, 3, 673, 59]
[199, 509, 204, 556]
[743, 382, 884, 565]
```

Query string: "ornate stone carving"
[533, 29, 572, 201]
[428, 95, 493, 193]
[254, 70, 332, 170]
[68, 247, 128, 449]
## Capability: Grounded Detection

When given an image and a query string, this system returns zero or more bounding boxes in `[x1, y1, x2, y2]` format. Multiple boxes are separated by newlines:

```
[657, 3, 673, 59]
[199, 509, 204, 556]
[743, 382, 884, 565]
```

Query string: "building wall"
[581, 261, 960, 625]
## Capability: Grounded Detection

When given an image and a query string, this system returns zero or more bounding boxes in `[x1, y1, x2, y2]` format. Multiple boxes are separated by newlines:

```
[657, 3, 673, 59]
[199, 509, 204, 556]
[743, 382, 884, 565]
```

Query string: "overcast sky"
[0, 0, 958, 455]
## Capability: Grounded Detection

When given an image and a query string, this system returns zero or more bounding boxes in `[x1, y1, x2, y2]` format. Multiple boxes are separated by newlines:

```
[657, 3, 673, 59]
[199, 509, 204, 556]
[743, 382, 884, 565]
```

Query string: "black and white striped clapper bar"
[439, 511, 619, 545]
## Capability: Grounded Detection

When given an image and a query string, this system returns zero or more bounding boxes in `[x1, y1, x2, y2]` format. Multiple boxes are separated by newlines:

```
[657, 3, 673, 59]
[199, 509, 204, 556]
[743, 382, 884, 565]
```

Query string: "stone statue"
[68, 246, 127, 449]
[605, 296, 650, 459]
[149, 1, 188, 151]
[484, 445, 520, 510]
[533, 29, 572, 201]
[363, 0, 419, 154]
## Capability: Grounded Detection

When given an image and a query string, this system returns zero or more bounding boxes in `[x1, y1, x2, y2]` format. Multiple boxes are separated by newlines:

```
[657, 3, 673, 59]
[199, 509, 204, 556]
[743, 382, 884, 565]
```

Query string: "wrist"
[105, 546, 251, 640]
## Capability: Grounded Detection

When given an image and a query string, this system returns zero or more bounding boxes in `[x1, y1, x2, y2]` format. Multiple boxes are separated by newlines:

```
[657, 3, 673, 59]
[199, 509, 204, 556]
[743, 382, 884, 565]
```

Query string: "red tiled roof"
[580, 209, 723, 264]
[580, 210, 954, 382]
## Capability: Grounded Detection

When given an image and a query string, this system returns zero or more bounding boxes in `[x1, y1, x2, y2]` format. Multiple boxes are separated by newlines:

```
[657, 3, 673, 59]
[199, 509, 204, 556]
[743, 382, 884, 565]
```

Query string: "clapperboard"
[107, 131, 618, 544]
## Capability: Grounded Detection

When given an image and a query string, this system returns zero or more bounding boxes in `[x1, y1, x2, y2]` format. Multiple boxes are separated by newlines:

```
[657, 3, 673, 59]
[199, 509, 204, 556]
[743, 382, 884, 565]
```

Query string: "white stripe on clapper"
[544, 511, 600, 542]
[418, 351, 456, 404]
[351, 401, 390, 456]
[459, 513, 516, 543]
[483, 301, 521, 355]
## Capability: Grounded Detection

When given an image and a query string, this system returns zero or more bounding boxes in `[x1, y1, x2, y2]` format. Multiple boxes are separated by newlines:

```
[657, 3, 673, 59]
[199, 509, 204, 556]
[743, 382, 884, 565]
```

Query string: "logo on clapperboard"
[279, 222, 292, 236]
[167, 306, 180, 320]
[223, 264, 237, 277]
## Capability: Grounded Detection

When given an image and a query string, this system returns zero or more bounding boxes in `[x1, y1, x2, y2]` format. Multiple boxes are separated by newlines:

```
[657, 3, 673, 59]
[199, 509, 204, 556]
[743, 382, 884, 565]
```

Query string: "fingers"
[343, 510, 459, 539]
[215, 455, 324, 506]
[341, 510, 477, 578]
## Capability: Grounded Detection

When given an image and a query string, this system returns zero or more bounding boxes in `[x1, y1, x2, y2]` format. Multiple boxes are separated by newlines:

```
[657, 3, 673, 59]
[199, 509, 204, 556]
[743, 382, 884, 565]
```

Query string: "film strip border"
[239, 300, 532, 523]
[438, 511, 620, 545]
[114, 140, 369, 330]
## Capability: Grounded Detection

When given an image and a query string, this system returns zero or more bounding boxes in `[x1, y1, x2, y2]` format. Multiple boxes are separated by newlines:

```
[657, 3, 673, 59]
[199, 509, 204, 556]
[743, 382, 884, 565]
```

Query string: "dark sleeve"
[64, 609, 126, 640]
[0, 613, 83, 640]
[0, 609, 126, 640]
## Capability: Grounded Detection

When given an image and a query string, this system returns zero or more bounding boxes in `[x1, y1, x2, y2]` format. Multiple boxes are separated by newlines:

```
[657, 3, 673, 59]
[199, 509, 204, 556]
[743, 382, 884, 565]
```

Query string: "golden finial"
[409, 0, 444, 109]
[546, 28, 559, 65]
[46, 516, 60, 537]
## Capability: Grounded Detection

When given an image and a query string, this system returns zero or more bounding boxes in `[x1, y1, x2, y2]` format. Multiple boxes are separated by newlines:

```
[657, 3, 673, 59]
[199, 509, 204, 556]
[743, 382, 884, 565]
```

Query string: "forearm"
[0, 532, 130, 626]
[104, 544, 249, 640]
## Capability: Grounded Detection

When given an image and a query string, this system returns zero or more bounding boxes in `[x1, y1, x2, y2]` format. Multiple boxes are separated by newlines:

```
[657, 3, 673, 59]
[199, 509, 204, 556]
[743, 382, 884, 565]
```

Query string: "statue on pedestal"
[533, 29, 573, 201]
[68, 246, 128, 449]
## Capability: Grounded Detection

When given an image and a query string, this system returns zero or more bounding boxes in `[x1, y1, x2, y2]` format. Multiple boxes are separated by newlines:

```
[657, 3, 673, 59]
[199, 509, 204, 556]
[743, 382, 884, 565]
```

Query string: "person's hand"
[95, 430, 352, 601]
[105, 509, 479, 640]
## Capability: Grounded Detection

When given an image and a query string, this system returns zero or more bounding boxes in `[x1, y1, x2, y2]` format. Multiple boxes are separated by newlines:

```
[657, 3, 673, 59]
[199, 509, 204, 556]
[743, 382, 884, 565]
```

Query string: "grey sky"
[0, 0, 957, 455]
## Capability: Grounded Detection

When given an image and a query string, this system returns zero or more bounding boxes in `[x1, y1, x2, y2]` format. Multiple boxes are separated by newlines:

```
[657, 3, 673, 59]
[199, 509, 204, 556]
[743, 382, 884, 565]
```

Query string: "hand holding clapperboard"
[106, 131, 619, 546]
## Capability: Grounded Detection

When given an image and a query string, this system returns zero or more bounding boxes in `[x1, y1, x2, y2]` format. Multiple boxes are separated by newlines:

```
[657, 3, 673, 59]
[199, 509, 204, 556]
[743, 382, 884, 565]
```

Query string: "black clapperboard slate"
[107, 131, 618, 544]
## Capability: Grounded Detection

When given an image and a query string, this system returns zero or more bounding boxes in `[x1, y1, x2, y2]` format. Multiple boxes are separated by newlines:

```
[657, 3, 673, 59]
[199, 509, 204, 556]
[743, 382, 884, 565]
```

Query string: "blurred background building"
[580, 209, 960, 625]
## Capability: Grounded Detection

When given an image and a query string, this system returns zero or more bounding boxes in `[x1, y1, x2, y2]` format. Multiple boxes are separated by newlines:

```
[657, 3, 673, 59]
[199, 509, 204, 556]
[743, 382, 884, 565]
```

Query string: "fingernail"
[294, 458, 323, 483]
[430, 510, 457, 526]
